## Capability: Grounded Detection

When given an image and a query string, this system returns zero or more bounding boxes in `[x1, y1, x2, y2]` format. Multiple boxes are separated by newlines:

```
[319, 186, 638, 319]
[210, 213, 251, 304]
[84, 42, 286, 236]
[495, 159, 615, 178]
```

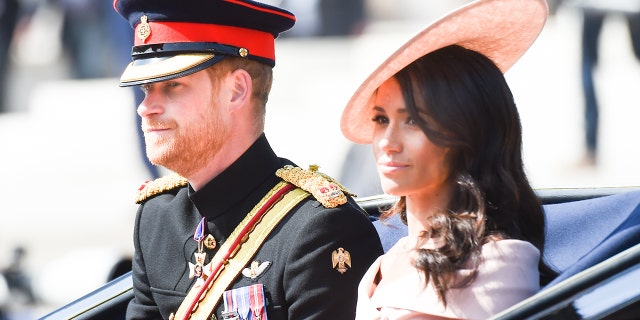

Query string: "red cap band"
[135, 21, 276, 61]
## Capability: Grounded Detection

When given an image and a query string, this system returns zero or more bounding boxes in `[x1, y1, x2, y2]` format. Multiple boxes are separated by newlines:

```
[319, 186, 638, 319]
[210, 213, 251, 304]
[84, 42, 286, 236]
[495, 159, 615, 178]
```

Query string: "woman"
[340, 0, 551, 318]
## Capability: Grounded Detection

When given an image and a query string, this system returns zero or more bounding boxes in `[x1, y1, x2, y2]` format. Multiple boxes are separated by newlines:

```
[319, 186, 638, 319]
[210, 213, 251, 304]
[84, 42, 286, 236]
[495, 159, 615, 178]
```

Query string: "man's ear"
[228, 68, 252, 111]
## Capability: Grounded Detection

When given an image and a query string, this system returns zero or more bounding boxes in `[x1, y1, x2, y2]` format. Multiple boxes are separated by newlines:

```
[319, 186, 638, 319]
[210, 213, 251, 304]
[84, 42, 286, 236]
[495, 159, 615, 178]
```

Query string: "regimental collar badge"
[275, 165, 355, 208]
[332, 247, 351, 274]
[242, 260, 271, 279]
[137, 15, 151, 42]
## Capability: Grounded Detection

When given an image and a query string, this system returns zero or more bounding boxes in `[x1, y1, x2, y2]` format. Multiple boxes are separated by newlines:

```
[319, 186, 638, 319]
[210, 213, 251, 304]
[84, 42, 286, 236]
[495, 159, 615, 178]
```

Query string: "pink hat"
[340, 0, 548, 144]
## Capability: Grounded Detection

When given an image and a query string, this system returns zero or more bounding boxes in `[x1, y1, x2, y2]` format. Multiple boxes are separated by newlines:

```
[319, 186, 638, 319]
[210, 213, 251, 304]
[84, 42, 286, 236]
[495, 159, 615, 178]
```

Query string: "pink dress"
[356, 239, 540, 320]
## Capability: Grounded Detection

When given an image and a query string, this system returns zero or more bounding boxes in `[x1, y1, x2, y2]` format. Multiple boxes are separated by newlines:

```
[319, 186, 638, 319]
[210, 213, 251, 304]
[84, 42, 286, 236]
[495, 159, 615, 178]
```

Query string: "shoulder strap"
[172, 181, 310, 320]
[135, 174, 188, 204]
[276, 164, 354, 208]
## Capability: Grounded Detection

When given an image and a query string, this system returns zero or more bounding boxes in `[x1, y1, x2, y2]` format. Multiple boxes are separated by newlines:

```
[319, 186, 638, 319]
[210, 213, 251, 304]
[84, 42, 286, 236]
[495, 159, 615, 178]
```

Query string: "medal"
[189, 217, 214, 286]
[204, 234, 217, 250]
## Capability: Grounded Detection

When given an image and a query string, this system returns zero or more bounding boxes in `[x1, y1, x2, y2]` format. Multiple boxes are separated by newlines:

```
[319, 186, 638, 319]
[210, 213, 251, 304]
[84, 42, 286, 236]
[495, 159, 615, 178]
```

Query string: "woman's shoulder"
[481, 239, 540, 260]
[475, 239, 541, 286]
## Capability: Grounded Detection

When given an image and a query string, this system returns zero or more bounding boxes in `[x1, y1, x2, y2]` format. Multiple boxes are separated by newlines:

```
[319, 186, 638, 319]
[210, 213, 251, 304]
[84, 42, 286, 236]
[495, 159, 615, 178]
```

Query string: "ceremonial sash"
[173, 181, 310, 320]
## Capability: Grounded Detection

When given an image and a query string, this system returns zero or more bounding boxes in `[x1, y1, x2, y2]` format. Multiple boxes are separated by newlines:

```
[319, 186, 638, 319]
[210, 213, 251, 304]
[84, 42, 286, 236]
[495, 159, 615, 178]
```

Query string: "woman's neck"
[404, 184, 454, 238]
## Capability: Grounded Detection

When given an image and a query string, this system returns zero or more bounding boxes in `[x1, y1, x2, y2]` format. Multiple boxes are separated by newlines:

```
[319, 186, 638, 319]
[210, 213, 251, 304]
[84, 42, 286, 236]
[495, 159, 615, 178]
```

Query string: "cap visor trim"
[120, 53, 217, 86]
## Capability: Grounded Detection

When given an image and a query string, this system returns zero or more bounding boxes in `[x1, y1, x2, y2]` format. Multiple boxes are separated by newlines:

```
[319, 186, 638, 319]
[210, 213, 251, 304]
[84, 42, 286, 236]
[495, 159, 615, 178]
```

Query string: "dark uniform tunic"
[126, 134, 384, 319]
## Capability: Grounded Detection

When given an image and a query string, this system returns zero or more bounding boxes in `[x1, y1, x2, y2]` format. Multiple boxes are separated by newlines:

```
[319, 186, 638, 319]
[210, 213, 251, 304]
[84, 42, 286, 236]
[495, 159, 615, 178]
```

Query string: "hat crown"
[340, 0, 549, 144]
[114, 0, 295, 38]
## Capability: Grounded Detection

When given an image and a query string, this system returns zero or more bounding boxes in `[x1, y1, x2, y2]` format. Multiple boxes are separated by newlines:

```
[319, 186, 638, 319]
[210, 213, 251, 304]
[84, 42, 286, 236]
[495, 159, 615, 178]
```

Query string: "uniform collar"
[188, 134, 281, 221]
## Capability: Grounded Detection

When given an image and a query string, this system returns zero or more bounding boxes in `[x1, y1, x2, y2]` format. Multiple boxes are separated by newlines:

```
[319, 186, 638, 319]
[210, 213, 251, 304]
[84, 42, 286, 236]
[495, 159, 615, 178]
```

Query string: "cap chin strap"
[131, 42, 275, 67]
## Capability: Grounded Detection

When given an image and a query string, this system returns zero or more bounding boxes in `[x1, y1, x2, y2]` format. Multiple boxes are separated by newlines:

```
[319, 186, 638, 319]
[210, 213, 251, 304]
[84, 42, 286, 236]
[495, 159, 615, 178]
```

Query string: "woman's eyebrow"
[372, 106, 408, 114]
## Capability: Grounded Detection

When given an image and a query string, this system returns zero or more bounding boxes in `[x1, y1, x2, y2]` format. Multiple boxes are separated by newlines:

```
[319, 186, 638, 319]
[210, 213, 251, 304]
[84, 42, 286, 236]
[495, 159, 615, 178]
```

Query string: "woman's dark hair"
[381, 44, 548, 305]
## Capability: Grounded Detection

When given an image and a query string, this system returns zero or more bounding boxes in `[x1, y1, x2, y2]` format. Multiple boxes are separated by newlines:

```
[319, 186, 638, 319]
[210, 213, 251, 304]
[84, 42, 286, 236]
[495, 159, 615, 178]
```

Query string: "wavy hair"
[380, 45, 547, 305]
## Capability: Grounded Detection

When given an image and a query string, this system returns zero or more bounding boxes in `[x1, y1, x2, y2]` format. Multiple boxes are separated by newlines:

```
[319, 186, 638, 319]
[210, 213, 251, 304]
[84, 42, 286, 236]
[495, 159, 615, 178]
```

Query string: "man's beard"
[144, 111, 230, 178]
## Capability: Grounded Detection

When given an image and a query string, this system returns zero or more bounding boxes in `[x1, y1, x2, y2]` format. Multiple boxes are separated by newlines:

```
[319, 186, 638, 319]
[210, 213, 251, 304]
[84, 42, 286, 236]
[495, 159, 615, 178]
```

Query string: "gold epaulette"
[135, 173, 188, 204]
[275, 165, 355, 208]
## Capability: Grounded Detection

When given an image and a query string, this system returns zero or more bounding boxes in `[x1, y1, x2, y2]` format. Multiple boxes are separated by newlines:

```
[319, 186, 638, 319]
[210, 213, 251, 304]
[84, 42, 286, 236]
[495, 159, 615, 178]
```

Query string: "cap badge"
[137, 15, 151, 42]
[332, 247, 351, 274]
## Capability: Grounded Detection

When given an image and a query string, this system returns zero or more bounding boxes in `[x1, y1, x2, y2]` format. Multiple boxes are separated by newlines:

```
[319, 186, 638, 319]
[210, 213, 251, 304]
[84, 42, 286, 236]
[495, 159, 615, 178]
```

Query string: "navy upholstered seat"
[373, 213, 406, 253]
[541, 190, 640, 288]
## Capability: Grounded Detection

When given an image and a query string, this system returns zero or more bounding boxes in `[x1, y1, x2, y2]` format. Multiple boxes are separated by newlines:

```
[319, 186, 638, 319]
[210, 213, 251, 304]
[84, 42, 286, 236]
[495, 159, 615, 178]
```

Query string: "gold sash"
[173, 181, 310, 320]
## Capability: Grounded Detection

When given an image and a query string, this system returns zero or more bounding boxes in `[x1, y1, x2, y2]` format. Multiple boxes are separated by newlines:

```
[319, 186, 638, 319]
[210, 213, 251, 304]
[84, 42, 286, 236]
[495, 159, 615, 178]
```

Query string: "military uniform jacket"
[126, 134, 384, 320]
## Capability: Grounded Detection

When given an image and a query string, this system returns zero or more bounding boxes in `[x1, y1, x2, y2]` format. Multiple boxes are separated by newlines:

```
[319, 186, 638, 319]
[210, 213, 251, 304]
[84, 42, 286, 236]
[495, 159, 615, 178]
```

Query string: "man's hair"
[206, 57, 273, 123]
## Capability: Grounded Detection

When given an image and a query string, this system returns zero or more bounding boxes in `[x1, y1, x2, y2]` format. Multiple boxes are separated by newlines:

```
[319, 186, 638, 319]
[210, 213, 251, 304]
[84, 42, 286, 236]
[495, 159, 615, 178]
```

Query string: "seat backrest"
[371, 190, 640, 288]
[542, 190, 640, 288]
[373, 214, 406, 252]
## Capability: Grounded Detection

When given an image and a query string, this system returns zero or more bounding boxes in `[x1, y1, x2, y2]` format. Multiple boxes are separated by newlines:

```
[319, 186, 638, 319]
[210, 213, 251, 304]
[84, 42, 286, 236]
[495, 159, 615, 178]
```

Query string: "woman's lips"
[378, 161, 409, 174]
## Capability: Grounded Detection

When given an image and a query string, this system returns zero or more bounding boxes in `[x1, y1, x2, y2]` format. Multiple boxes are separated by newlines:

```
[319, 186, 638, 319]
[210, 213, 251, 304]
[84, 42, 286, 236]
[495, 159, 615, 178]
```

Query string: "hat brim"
[119, 53, 225, 87]
[340, 0, 549, 144]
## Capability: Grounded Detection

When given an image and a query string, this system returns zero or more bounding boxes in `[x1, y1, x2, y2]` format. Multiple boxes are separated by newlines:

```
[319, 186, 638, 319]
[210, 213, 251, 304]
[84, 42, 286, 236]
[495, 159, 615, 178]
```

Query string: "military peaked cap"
[113, 0, 296, 86]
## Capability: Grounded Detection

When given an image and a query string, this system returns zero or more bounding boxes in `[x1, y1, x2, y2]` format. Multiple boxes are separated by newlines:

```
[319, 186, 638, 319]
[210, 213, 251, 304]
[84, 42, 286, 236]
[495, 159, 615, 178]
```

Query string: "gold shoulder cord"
[173, 181, 310, 320]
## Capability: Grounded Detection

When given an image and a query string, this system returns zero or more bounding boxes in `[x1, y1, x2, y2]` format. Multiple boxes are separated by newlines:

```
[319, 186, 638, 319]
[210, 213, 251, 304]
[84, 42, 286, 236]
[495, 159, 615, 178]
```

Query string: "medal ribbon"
[249, 284, 266, 320]
[194, 217, 206, 242]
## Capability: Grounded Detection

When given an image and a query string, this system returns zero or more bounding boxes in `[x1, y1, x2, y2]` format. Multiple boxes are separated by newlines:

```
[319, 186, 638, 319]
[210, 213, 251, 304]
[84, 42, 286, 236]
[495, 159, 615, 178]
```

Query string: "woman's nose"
[377, 127, 401, 154]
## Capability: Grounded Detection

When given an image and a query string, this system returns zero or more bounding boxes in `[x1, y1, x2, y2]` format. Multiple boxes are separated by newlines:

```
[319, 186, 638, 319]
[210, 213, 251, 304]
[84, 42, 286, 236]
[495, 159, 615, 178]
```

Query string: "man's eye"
[167, 81, 180, 88]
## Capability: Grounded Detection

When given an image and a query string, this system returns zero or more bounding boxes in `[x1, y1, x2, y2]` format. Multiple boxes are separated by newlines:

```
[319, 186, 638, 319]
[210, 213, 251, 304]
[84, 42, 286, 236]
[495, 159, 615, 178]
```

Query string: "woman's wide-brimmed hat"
[340, 0, 548, 144]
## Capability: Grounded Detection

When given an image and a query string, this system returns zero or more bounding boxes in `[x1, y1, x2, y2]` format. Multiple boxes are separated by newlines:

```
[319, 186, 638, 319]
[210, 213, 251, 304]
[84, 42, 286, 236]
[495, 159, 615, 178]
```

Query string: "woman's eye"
[372, 115, 388, 124]
[406, 117, 416, 125]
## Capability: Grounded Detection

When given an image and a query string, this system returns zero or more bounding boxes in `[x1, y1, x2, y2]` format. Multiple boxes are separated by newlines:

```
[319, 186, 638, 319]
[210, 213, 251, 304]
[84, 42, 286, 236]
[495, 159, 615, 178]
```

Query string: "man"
[0, 0, 19, 112]
[113, 0, 383, 319]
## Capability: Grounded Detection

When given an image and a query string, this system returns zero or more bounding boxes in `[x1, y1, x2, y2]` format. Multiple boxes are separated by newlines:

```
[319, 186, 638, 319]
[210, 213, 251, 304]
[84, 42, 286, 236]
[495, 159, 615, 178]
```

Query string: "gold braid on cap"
[135, 173, 188, 204]
[275, 165, 355, 208]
